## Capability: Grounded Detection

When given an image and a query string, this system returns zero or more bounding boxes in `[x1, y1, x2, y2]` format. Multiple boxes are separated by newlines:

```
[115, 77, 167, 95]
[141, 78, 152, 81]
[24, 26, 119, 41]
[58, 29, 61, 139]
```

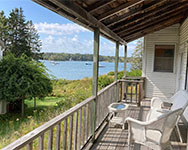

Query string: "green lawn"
[0, 97, 64, 148]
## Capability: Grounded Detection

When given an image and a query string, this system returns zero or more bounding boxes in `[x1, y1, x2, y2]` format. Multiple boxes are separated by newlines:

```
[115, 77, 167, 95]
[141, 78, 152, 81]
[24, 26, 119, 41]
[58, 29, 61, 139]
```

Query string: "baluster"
[135, 82, 138, 103]
[138, 82, 142, 106]
[39, 134, 44, 150]
[27, 141, 33, 150]
[78, 108, 82, 149]
[126, 82, 128, 101]
[85, 104, 89, 141]
[63, 118, 67, 150]
[48, 128, 53, 150]
[73, 111, 78, 150]
[68, 115, 73, 150]
[82, 106, 86, 145]
[131, 82, 133, 103]
[56, 123, 61, 150]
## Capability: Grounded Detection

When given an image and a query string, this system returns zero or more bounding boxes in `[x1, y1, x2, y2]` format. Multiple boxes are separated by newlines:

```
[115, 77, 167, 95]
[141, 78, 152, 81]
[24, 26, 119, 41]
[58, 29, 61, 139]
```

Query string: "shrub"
[98, 75, 114, 89]
[0, 53, 52, 115]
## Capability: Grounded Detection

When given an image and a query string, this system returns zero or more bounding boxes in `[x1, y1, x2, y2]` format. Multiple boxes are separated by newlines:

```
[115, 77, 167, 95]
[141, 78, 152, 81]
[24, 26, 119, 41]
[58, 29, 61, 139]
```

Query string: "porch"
[91, 99, 187, 150]
[2, 79, 188, 150]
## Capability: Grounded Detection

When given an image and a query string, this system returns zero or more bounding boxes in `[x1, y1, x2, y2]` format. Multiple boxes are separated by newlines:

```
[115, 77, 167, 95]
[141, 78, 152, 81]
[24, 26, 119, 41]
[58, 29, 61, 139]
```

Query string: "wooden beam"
[115, 1, 187, 33]
[125, 14, 183, 42]
[87, 0, 116, 14]
[106, 0, 164, 27]
[117, 0, 182, 35]
[91, 28, 100, 141]
[120, 4, 188, 38]
[98, 0, 143, 21]
[112, 0, 187, 32]
[46, 0, 125, 44]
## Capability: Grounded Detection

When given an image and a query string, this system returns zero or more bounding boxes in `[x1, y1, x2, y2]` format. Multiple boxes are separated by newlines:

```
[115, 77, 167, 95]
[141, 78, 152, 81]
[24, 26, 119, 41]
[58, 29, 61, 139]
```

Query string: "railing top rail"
[119, 79, 144, 83]
[123, 76, 145, 80]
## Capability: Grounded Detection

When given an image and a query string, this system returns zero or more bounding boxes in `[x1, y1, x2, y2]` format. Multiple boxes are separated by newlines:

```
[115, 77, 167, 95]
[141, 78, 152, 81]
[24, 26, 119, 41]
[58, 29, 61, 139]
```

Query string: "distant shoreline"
[42, 52, 130, 62]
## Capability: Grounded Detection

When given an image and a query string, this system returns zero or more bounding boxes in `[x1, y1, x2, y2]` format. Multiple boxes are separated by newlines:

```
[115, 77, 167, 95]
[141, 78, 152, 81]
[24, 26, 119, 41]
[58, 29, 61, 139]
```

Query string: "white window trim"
[152, 42, 177, 74]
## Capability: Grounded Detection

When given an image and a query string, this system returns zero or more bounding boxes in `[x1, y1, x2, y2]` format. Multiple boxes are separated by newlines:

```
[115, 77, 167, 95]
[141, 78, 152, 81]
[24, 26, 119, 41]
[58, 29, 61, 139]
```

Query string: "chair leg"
[176, 124, 183, 143]
[169, 145, 173, 150]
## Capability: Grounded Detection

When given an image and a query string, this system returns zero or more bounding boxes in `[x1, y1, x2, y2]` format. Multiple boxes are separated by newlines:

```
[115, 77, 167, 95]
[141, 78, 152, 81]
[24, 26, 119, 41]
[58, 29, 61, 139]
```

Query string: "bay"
[41, 60, 131, 80]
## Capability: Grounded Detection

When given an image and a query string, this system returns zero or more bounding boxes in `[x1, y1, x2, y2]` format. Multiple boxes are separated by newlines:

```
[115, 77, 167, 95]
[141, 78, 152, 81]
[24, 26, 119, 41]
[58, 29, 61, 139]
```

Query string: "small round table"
[108, 103, 129, 129]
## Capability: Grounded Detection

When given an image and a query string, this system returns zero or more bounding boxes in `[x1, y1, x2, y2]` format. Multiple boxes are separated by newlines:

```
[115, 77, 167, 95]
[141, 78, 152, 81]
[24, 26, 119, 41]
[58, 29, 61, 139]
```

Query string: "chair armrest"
[151, 97, 172, 109]
[156, 109, 170, 113]
[126, 117, 153, 126]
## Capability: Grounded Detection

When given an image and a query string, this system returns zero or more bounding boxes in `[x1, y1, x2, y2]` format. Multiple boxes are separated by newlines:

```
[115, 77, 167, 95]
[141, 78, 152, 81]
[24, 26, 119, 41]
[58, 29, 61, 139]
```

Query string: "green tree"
[0, 8, 41, 60]
[129, 38, 143, 71]
[0, 54, 52, 116]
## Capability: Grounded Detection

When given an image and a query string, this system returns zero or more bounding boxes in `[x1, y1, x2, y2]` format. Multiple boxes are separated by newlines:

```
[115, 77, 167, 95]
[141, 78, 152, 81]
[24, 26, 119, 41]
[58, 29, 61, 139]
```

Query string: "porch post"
[114, 41, 119, 102]
[91, 28, 100, 142]
[124, 45, 127, 77]
[122, 45, 127, 100]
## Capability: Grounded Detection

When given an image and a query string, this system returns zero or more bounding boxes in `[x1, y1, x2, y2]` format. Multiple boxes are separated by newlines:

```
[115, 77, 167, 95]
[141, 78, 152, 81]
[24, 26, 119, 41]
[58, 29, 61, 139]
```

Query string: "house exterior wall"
[179, 17, 188, 91]
[143, 24, 180, 99]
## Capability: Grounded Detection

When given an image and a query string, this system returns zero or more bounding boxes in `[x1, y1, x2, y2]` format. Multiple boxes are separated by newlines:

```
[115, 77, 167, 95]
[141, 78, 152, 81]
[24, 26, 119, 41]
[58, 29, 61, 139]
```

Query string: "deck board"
[91, 99, 187, 150]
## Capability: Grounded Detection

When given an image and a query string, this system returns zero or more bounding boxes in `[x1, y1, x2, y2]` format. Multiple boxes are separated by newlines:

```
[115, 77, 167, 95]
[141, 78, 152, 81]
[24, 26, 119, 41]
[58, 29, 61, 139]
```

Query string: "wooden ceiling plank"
[119, 3, 188, 37]
[124, 15, 183, 42]
[46, 0, 126, 44]
[113, 0, 187, 32]
[98, 0, 144, 21]
[87, 0, 116, 14]
[126, 18, 181, 42]
[106, 0, 164, 27]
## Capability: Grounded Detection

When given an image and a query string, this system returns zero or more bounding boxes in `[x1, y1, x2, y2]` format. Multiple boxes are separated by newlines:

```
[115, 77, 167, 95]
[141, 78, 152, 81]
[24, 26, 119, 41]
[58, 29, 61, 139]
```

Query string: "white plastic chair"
[147, 90, 188, 142]
[126, 108, 183, 150]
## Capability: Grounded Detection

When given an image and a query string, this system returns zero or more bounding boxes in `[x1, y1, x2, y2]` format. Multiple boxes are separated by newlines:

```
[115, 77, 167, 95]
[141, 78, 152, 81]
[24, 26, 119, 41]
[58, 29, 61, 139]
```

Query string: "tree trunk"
[34, 97, 36, 109]
[21, 99, 24, 116]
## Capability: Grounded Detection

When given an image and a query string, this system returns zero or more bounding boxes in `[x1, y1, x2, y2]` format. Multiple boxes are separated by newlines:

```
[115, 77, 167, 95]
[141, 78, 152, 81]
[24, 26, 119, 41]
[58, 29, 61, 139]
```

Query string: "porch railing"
[2, 81, 118, 150]
[119, 77, 145, 106]
[2, 78, 144, 150]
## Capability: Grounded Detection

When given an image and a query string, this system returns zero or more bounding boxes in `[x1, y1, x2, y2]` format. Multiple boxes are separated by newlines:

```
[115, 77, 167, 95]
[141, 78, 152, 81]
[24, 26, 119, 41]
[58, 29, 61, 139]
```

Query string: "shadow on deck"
[91, 99, 187, 150]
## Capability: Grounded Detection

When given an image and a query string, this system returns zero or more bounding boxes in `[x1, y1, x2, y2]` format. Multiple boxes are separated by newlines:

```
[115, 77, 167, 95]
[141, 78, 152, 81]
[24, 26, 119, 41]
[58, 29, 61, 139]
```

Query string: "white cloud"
[35, 22, 89, 35]
[41, 35, 138, 57]
[41, 35, 93, 54]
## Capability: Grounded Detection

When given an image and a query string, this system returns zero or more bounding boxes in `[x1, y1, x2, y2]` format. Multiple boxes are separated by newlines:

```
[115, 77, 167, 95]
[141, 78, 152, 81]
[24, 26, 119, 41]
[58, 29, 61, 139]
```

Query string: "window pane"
[154, 45, 174, 72]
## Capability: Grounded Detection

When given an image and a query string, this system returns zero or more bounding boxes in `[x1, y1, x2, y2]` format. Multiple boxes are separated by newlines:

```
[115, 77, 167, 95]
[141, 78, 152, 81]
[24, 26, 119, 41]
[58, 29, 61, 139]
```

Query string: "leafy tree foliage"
[0, 54, 52, 115]
[0, 8, 41, 59]
[129, 38, 143, 71]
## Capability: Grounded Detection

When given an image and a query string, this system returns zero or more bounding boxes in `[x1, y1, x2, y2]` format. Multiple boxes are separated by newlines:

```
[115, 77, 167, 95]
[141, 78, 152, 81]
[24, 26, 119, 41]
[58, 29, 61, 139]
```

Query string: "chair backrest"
[161, 108, 183, 143]
[147, 108, 182, 144]
[171, 90, 188, 111]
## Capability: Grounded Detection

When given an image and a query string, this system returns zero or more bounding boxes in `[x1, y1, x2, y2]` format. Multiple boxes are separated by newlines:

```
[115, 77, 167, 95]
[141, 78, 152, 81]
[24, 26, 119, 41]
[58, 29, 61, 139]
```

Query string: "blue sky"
[0, 0, 138, 57]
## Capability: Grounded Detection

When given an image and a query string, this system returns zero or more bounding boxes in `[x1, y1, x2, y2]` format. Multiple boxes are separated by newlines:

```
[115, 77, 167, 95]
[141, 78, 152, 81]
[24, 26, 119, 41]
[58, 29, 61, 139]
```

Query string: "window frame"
[152, 43, 176, 74]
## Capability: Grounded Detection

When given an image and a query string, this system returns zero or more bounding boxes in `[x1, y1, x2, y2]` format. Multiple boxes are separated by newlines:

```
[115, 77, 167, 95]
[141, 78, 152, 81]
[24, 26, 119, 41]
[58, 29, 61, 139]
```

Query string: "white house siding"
[143, 24, 180, 99]
[179, 17, 188, 91]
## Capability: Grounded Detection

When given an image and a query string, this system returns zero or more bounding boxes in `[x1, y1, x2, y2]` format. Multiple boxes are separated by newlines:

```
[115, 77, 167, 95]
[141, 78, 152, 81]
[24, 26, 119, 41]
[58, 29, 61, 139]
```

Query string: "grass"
[0, 97, 64, 148]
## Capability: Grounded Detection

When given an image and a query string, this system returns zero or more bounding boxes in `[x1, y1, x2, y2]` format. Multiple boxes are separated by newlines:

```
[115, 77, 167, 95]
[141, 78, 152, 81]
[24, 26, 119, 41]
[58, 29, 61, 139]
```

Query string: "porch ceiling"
[33, 0, 188, 44]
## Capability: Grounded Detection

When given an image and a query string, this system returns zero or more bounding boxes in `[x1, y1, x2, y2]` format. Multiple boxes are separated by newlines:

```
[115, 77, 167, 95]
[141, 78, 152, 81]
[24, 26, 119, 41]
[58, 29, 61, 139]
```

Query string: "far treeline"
[42, 52, 131, 62]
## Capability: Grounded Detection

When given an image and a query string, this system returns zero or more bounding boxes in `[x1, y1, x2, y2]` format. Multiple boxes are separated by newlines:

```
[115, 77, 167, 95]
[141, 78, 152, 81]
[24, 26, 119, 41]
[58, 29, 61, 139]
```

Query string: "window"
[154, 45, 175, 72]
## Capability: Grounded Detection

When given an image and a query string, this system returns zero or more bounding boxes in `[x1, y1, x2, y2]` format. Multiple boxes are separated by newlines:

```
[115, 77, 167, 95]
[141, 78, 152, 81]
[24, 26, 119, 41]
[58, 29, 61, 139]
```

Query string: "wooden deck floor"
[91, 99, 187, 150]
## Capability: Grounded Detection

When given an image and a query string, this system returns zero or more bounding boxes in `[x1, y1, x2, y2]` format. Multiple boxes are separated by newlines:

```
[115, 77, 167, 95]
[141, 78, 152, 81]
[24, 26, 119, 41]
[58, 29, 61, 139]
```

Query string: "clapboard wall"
[143, 24, 180, 98]
[179, 17, 188, 91]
